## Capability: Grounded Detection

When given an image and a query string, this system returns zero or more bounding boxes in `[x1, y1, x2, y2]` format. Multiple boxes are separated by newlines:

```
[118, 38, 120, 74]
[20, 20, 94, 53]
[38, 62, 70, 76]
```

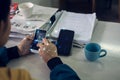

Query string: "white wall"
[12, 0, 59, 8]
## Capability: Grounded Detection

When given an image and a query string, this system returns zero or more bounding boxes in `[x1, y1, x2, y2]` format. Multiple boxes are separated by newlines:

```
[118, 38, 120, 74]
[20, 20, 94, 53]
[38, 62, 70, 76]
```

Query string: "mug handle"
[99, 49, 107, 57]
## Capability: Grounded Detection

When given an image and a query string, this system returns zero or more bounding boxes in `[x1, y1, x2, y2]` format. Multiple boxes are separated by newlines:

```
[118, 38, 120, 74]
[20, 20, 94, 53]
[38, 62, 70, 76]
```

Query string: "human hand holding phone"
[17, 34, 34, 56]
[37, 38, 58, 62]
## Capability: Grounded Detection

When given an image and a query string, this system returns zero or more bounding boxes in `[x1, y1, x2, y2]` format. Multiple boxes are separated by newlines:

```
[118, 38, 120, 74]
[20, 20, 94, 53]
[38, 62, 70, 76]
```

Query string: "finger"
[37, 43, 44, 48]
[43, 38, 50, 45]
[38, 48, 44, 56]
[26, 34, 34, 40]
[23, 35, 31, 41]
[38, 46, 46, 54]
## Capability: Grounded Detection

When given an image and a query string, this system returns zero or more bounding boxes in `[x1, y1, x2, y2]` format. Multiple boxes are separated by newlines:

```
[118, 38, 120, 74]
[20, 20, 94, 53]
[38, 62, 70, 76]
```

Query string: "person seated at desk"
[0, 0, 80, 80]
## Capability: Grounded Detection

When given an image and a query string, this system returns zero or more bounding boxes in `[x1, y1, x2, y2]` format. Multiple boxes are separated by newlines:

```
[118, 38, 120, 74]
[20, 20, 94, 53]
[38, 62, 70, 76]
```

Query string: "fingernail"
[43, 47, 46, 51]
[46, 43, 49, 45]
[23, 37, 27, 40]
[39, 49, 41, 52]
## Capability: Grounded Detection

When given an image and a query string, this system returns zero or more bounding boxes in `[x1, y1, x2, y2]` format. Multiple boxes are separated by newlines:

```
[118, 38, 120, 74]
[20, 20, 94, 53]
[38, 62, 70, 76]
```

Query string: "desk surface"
[7, 21, 120, 80]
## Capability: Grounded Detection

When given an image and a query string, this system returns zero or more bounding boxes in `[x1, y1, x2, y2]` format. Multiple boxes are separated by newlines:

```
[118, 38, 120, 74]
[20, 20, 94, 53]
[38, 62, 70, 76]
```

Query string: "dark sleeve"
[0, 46, 20, 67]
[47, 57, 63, 70]
[47, 57, 81, 80]
[6, 46, 20, 60]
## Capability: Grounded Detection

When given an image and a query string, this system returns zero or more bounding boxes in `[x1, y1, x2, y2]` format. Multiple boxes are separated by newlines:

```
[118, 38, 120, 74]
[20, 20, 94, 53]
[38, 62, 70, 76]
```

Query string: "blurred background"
[12, 0, 119, 22]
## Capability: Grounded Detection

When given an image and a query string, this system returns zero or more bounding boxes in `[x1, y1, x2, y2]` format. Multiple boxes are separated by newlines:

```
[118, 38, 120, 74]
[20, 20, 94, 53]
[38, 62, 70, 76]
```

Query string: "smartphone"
[56, 29, 74, 56]
[30, 29, 46, 53]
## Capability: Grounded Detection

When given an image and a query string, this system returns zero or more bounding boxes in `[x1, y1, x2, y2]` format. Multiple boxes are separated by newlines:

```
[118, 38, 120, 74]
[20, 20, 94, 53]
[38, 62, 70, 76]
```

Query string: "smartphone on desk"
[30, 29, 46, 53]
[56, 29, 74, 56]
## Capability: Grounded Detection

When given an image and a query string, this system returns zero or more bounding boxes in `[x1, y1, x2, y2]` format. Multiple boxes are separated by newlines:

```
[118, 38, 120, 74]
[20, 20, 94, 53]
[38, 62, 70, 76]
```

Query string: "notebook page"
[51, 11, 96, 44]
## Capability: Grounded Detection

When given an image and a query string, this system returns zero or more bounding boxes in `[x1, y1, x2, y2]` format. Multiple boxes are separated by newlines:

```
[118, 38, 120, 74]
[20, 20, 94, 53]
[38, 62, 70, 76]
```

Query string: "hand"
[17, 34, 34, 56]
[37, 38, 58, 63]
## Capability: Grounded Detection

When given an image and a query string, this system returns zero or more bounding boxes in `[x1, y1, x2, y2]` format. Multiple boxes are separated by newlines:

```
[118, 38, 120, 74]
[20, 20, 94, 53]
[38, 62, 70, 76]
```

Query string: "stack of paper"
[51, 11, 97, 44]
[10, 4, 58, 39]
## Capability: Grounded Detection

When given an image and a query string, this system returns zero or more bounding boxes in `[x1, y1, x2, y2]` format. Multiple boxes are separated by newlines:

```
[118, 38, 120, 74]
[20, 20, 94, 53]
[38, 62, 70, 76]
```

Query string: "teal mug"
[84, 43, 107, 61]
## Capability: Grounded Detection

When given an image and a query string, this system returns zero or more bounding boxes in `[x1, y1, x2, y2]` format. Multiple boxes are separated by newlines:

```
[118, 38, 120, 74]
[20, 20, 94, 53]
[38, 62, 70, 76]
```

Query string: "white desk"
[6, 21, 120, 80]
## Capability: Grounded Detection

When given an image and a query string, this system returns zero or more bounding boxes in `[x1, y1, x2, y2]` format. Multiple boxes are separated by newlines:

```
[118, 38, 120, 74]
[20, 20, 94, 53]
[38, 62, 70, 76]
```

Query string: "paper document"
[51, 11, 97, 44]
[10, 4, 58, 38]
[9, 32, 27, 39]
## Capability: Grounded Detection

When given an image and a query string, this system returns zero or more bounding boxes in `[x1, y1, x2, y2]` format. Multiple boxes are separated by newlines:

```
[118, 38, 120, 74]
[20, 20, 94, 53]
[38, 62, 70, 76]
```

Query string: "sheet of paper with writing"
[11, 4, 58, 32]
[51, 11, 97, 44]
[10, 4, 58, 38]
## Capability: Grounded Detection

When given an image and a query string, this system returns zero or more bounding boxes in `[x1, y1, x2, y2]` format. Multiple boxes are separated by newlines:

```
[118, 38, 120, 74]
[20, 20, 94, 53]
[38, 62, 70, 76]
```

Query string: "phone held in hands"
[30, 29, 46, 53]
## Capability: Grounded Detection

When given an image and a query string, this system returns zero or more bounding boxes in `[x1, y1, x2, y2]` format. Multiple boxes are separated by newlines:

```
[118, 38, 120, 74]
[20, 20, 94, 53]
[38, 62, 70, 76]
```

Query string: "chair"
[59, 0, 95, 13]
[95, 0, 113, 13]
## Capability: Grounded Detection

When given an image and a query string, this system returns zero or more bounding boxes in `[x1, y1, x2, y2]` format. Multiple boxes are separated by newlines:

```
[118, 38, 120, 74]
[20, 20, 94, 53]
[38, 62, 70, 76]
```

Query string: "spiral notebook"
[51, 11, 97, 44]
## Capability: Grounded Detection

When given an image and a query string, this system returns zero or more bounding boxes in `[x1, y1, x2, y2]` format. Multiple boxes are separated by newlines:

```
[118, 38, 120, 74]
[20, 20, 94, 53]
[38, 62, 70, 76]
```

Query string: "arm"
[37, 39, 80, 80]
[0, 46, 20, 67]
[0, 34, 33, 67]
[47, 57, 80, 80]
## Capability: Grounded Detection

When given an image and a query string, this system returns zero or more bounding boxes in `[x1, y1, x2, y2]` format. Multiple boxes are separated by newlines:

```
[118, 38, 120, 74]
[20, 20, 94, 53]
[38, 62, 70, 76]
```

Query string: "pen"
[72, 43, 85, 48]
[72, 41, 85, 48]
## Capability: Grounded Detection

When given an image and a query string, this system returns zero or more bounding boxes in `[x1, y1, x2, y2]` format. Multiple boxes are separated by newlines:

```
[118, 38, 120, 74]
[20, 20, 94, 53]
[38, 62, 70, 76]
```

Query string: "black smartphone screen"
[31, 29, 46, 50]
[56, 29, 74, 56]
